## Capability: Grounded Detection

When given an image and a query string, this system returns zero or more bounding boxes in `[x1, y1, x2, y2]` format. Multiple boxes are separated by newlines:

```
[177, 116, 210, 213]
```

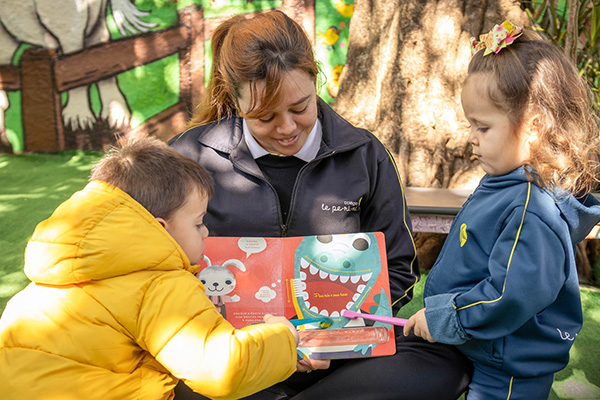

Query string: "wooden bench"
[404, 187, 472, 234]
[405, 187, 600, 239]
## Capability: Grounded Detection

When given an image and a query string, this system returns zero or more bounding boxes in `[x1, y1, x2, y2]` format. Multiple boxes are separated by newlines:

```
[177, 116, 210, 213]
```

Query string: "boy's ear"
[156, 217, 167, 228]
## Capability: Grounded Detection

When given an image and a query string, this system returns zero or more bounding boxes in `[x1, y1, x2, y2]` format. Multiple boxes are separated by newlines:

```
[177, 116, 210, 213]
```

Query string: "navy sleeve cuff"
[424, 293, 469, 345]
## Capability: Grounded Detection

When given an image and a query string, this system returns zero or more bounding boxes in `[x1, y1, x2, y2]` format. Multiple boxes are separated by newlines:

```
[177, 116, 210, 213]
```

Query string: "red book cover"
[197, 232, 396, 359]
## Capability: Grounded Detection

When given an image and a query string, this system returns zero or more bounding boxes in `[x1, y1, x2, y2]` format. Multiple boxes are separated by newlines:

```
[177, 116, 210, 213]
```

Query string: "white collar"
[243, 118, 322, 162]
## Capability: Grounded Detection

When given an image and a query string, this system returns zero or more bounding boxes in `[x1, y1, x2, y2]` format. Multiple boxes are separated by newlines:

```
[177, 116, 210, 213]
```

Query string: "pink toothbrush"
[343, 310, 408, 327]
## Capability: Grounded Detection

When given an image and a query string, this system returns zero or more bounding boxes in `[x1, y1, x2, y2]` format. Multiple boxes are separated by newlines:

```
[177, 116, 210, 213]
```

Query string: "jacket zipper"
[232, 150, 336, 237]
[283, 150, 336, 236]
[230, 160, 287, 235]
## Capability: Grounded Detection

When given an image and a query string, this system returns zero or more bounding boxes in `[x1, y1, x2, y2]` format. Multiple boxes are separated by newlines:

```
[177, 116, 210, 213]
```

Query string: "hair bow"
[470, 21, 523, 56]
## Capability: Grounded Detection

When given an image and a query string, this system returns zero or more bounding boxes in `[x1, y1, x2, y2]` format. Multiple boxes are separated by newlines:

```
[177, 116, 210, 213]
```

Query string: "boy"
[0, 137, 298, 400]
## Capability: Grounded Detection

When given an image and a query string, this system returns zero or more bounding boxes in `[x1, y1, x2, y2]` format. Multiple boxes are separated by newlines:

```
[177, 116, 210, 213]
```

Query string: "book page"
[197, 237, 290, 327]
[197, 233, 396, 359]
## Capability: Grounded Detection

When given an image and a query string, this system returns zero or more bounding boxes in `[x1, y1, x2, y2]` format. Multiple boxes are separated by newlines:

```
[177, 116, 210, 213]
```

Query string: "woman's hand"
[263, 314, 299, 344]
[403, 308, 435, 343]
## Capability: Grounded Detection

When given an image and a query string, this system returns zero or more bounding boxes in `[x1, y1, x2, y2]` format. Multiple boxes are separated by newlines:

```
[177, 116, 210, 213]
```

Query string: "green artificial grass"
[1, 150, 599, 399]
[0, 151, 103, 311]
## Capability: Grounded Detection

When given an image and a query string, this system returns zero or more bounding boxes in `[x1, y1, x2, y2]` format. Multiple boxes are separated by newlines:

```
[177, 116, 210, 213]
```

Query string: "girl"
[404, 21, 600, 400]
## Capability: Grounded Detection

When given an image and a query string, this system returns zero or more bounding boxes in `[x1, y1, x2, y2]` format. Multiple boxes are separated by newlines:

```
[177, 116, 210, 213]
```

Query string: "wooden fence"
[0, 1, 315, 152]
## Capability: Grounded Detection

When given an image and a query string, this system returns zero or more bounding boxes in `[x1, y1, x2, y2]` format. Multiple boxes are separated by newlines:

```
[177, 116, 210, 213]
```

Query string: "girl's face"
[461, 75, 531, 176]
[237, 69, 318, 156]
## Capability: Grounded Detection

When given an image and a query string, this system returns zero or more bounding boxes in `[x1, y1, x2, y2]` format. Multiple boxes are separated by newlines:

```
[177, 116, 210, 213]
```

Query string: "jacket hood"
[480, 167, 600, 244]
[555, 192, 600, 243]
[24, 181, 195, 285]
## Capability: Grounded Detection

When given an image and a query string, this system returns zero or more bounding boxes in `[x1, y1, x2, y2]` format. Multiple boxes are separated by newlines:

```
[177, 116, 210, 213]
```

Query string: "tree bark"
[333, 0, 528, 189]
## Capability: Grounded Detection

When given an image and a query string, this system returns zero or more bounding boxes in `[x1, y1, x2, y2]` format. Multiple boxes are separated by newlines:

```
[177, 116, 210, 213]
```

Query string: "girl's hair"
[90, 137, 214, 220]
[469, 30, 600, 195]
[187, 10, 319, 127]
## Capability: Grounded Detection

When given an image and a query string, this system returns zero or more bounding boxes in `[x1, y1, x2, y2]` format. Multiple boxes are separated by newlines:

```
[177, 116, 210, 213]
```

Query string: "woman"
[169, 10, 472, 399]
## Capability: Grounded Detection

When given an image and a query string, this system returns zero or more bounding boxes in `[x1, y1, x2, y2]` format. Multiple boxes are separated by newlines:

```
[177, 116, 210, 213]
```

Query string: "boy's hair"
[188, 10, 320, 127]
[90, 136, 214, 219]
[468, 30, 600, 195]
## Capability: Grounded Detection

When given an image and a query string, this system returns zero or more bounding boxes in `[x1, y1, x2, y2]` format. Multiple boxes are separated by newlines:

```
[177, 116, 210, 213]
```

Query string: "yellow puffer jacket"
[0, 181, 296, 400]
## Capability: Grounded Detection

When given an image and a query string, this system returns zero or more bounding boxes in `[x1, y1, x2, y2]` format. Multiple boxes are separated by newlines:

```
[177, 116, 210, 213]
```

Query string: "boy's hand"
[403, 308, 435, 343]
[262, 314, 331, 373]
[263, 314, 299, 344]
[296, 357, 331, 373]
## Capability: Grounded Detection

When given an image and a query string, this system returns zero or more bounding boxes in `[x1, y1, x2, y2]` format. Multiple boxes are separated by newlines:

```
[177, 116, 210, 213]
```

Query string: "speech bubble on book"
[255, 286, 277, 303]
[238, 237, 267, 258]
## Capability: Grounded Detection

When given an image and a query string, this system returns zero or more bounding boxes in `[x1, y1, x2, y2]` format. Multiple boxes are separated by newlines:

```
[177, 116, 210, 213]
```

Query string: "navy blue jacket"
[169, 99, 419, 312]
[424, 167, 600, 377]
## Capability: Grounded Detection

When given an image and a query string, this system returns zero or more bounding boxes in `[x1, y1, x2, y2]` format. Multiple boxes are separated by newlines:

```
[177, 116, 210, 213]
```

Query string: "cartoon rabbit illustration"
[197, 256, 246, 319]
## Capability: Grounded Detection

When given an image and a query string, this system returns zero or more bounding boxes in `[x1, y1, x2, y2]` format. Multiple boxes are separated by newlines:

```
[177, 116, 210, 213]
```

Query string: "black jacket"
[169, 99, 419, 311]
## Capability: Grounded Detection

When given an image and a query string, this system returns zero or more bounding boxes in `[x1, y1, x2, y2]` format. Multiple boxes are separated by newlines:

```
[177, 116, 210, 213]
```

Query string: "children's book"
[196, 232, 396, 360]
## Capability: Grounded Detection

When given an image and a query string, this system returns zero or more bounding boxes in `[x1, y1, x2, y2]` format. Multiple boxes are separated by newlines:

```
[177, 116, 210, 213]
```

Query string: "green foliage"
[523, 0, 600, 106]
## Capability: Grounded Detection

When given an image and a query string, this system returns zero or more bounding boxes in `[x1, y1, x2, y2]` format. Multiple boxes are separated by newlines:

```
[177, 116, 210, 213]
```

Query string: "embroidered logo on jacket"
[321, 198, 362, 214]
[557, 328, 577, 341]
[460, 223, 468, 247]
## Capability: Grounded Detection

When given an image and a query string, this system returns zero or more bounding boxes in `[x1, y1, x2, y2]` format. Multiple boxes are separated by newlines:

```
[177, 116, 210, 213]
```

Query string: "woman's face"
[237, 69, 318, 156]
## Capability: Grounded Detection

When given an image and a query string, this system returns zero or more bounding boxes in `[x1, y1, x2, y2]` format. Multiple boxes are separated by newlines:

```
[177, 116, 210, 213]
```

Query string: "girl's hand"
[403, 308, 435, 343]
[263, 314, 299, 344]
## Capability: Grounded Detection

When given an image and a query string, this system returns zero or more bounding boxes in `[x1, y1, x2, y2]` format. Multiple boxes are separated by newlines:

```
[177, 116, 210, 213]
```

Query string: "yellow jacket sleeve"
[137, 271, 297, 400]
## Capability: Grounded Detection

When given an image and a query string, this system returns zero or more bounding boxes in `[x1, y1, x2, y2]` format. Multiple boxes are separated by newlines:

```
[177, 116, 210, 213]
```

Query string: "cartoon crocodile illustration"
[292, 232, 392, 357]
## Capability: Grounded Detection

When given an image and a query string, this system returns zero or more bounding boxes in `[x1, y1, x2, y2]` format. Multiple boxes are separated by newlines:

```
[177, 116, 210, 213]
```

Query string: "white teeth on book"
[302, 306, 344, 318]
[297, 258, 372, 317]
[300, 258, 372, 284]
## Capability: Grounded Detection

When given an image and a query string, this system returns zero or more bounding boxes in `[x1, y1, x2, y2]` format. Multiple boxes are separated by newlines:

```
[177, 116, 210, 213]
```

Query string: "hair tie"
[470, 21, 523, 56]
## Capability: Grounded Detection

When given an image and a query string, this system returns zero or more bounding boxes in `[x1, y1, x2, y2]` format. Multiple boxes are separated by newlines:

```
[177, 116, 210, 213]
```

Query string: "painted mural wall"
[0, 0, 353, 154]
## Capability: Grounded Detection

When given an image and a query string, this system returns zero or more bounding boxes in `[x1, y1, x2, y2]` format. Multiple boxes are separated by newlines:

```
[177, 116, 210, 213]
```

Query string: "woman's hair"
[469, 30, 600, 195]
[187, 10, 319, 127]
[90, 137, 214, 219]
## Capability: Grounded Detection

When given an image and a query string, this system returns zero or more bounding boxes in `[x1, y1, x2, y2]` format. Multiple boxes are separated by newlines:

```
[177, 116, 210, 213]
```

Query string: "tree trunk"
[333, 0, 528, 189]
